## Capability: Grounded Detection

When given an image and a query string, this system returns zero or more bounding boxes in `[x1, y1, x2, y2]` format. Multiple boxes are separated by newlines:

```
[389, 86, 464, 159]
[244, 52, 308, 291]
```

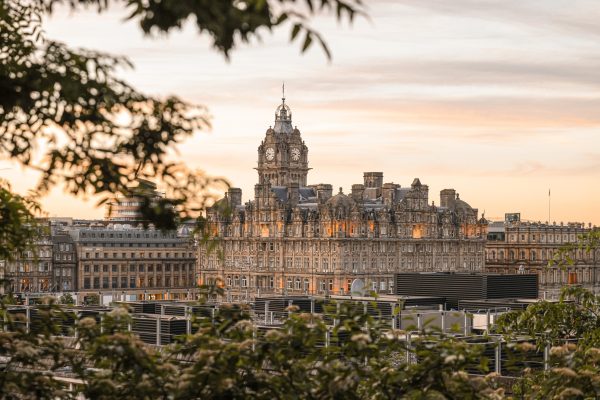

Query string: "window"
[84, 278, 91, 289]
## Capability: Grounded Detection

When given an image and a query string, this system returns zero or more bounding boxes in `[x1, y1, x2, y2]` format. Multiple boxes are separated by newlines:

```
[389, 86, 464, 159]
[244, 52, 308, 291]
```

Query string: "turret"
[440, 189, 456, 209]
[227, 188, 242, 208]
[315, 184, 333, 203]
[382, 183, 399, 206]
[351, 184, 365, 202]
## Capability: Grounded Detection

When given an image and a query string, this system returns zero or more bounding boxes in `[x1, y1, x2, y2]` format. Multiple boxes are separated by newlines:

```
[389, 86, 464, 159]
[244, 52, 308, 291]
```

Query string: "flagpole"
[548, 188, 551, 223]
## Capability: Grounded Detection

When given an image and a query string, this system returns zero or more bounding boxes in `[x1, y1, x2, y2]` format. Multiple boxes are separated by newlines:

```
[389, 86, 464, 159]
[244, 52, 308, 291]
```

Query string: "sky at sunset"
[2, 0, 599, 225]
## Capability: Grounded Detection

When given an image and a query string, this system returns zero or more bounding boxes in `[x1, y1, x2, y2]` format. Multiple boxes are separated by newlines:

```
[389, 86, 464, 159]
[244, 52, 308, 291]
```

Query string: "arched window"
[520, 250, 526, 259]
[510, 250, 515, 261]
[531, 251, 536, 261]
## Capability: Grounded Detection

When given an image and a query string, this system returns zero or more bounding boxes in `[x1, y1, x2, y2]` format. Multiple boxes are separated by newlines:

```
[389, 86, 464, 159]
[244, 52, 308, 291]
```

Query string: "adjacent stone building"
[67, 225, 196, 300]
[51, 231, 77, 292]
[4, 221, 53, 293]
[199, 97, 487, 300]
[485, 215, 599, 297]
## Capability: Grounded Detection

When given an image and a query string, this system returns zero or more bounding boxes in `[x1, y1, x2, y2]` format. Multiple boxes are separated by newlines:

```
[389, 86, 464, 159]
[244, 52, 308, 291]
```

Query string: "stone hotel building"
[199, 97, 488, 300]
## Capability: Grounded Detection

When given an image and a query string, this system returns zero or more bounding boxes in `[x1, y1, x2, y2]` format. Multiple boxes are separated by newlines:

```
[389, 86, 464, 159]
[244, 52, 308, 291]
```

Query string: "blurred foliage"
[0, 295, 505, 399]
[59, 292, 74, 304]
[496, 285, 600, 350]
[494, 280, 600, 397]
[2, 286, 600, 398]
[39, 0, 365, 60]
[0, 179, 41, 262]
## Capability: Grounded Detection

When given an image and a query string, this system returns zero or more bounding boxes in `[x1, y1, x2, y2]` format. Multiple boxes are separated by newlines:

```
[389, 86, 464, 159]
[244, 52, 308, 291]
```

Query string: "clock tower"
[256, 94, 309, 187]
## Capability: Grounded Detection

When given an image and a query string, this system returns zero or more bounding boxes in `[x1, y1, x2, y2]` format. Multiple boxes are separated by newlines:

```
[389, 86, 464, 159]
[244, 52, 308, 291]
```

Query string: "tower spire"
[282, 82, 285, 104]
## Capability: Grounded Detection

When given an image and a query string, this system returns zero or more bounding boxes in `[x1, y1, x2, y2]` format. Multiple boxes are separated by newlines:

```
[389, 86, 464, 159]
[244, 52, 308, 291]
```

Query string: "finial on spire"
[282, 82, 285, 104]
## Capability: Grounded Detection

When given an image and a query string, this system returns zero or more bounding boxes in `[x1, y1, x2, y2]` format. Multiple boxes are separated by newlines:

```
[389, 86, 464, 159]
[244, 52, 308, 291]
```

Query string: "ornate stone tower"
[256, 93, 309, 187]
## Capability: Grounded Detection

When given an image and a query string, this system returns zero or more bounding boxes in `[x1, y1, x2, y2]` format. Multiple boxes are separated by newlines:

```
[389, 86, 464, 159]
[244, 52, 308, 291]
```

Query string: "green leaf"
[290, 23, 302, 41]
[301, 31, 313, 52]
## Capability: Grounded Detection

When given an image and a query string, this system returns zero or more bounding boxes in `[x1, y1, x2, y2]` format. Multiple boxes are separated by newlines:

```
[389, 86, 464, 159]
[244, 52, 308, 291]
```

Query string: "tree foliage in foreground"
[0, 295, 505, 400]
[0, 179, 41, 262]
[3, 287, 600, 399]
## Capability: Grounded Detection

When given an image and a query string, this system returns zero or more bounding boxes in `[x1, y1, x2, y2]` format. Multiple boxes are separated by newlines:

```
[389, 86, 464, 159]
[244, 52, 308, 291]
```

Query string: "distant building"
[67, 225, 196, 300]
[104, 179, 162, 223]
[485, 214, 599, 297]
[199, 97, 487, 301]
[1, 218, 198, 302]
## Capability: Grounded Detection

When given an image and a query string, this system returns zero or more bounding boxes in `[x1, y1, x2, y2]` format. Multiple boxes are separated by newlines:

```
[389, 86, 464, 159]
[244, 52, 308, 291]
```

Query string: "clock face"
[265, 147, 275, 161]
[291, 148, 301, 161]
